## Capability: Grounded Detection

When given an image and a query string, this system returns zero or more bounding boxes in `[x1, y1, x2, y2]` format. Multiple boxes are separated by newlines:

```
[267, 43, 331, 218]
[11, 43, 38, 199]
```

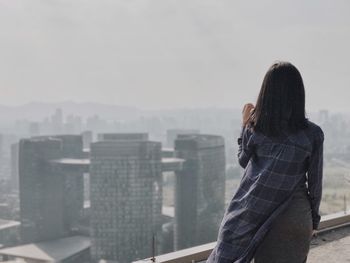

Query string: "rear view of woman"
[207, 61, 324, 263]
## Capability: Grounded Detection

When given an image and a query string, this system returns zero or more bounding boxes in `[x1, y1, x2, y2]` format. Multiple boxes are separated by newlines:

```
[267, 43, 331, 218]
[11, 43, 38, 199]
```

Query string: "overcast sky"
[0, 0, 349, 111]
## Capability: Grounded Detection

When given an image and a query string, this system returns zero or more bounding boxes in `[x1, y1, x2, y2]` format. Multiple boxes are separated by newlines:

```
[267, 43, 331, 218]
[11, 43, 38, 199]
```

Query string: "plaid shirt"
[207, 120, 324, 263]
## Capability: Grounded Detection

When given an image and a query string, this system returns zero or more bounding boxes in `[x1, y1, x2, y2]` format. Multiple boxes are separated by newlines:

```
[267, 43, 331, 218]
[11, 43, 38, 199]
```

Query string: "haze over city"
[1, 0, 350, 111]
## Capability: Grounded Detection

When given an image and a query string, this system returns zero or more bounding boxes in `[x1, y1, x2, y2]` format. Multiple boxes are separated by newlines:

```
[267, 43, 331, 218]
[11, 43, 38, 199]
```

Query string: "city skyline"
[0, 101, 348, 127]
[0, 110, 349, 261]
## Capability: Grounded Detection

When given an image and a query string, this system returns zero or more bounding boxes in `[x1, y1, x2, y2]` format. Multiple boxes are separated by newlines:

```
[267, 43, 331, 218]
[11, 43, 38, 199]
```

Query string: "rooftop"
[308, 224, 350, 262]
[0, 235, 90, 261]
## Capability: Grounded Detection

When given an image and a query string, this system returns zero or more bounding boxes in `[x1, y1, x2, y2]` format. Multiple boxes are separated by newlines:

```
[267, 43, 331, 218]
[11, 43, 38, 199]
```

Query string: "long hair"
[249, 61, 308, 137]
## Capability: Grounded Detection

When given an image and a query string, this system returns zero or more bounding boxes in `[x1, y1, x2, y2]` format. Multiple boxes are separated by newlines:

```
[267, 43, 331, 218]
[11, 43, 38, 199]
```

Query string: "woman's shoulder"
[304, 119, 324, 142]
[243, 119, 324, 145]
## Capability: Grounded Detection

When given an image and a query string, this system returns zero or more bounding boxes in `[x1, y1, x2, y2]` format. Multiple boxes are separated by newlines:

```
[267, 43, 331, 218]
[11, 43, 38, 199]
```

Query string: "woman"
[207, 61, 324, 263]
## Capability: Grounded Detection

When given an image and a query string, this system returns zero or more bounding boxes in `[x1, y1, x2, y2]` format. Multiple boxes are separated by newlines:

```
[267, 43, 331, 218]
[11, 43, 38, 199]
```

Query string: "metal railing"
[133, 210, 350, 263]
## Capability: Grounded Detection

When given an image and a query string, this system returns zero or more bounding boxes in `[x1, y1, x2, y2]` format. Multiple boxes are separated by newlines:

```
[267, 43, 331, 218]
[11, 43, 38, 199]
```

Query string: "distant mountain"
[0, 101, 242, 123]
[0, 102, 143, 123]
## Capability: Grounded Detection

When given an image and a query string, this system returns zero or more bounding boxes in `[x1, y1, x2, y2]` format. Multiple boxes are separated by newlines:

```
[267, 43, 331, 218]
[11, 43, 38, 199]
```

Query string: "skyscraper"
[11, 143, 19, 191]
[0, 134, 3, 179]
[19, 138, 65, 243]
[0, 134, 3, 162]
[97, 133, 148, 142]
[82, 130, 93, 149]
[51, 108, 63, 134]
[174, 134, 226, 250]
[28, 122, 40, 137]
[53, 135, 85, 234]
[166, 129, 199, 148]
[19, 135, 85, 243]
[54, 135, 83, 158]
[90, 139, 162, 262]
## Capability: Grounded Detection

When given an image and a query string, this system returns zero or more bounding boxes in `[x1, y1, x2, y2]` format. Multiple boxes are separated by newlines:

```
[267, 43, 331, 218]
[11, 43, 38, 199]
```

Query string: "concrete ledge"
[133, 210, 350, 263]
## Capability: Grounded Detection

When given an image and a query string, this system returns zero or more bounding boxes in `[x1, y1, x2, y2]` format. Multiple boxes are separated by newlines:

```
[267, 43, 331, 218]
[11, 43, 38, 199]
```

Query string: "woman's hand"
[312, 229, 317, 237]
[242, 103, 255, 127]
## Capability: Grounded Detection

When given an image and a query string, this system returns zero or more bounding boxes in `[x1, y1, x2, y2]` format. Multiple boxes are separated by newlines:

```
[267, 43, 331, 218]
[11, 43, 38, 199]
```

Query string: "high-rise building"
[166, 129, 199, 148]
[90, 139, 162, 262]
[0, 134, 3, 161]
[97, 133, 149, 142]
[0, 134, 3, 179]
[51, 108, 64, 134]
[0, 134, 19, 180]
[11, 143, 19, 191]
[82, 130, 94, 149]
[174, 134, 226, 250]
[28, 122, 40, 137]
[53, 135, 84, 234]
[19, 138, 65, 243]
[19, 135, 85, 243]
[53, 135, 83, 158]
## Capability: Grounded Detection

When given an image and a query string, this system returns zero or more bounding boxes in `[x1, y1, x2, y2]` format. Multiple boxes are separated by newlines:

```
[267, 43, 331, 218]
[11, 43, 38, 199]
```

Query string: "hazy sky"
[0, 0, 349, 111]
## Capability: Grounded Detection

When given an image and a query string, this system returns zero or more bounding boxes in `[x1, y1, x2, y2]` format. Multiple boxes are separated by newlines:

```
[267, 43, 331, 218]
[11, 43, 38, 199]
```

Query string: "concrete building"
[10, 144, 19, 192]
[0, 134, 3, 179]
[89, 139, 163, 262]
[0, 134, 19, 180]
[51, 109, 64, 135]
[53, 135, 84, 235]
[166, 129, 199, 148]
[19, 138, 65, 243]
[82, 130, 93, 150]
[97, 133, 149, 142]
[19, 135, 85, 243]
[53, 135, 83, 159]
[0, 219, 20, 248]
[0, 204, 12, 221]
[28, 122, 40, 137]
[174, 134, 226, 250]
[30, 135, 85, 235]
[0, 134, 3, 163]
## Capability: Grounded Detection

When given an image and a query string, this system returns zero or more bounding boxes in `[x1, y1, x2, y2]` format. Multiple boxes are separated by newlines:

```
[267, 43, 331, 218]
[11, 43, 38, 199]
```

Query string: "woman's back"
[207, 62, 324, 263]
[207, 121, 324, 263]
[252, 121, 324, 263]
[238, 119, 324, 226]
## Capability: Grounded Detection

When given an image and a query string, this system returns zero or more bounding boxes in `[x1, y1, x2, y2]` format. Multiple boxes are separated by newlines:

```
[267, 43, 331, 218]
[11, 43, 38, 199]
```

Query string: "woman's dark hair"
[249, 61, 308, 137]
